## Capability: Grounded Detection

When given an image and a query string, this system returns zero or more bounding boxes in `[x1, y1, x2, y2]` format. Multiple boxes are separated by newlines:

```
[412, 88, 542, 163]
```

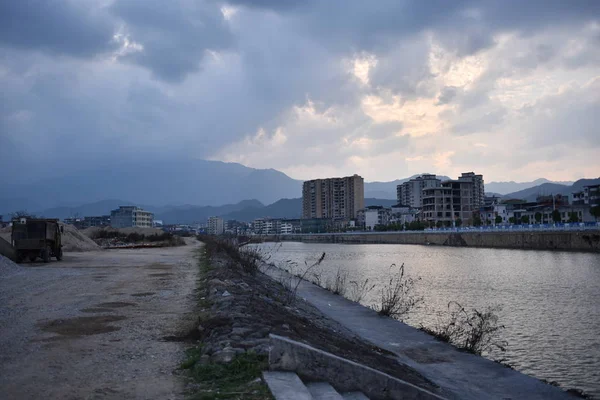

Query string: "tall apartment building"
[459, 172, 485, 209]
[110, 206, 154, 228]
[422, 180, 474, 224]
[302, 174, 364, 220]
[207, 216, 224, 235]
[396, 174, 441, 208]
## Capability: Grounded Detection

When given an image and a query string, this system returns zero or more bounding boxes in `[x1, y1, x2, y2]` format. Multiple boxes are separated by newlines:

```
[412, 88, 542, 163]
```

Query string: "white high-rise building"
[396, 174, 441, 208]
[459, 172, 485, 209]
[207, 216, 224, 235]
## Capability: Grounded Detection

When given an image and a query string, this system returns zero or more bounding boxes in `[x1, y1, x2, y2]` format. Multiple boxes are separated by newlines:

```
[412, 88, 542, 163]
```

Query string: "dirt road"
[0, 239, 201, 400]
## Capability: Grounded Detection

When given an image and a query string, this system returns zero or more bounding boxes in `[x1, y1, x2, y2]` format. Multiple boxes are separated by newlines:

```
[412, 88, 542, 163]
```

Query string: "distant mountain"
[34, 199, 137, 220]
[502, 178, 600, 201]
[569, 178, 600, 193]
[486, 178, 574, 195]
[0, 197, 43, 216]
[0, 159, 303, 210]
[156, 200, 264, 224]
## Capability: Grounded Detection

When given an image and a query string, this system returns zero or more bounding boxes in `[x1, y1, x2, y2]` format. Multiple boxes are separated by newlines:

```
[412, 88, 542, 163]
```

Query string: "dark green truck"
[11, 218, 64, 263]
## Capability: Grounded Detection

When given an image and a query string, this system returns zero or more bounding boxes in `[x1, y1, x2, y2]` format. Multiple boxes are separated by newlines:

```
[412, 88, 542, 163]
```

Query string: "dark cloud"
[1, 0, 599, 185]
[0, 0, 115, 57]
[110, 0, 233, 81]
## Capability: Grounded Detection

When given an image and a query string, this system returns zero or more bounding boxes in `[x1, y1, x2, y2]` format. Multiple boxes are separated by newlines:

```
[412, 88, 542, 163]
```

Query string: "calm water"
[255, 242, 600, 397]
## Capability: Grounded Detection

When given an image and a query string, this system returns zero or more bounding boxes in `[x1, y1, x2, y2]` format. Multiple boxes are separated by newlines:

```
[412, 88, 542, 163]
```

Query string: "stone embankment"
[186, 240, 441, 399]
[266, 230, 600, 252]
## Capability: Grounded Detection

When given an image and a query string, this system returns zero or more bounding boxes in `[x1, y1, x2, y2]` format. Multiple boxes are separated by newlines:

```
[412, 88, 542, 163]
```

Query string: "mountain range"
[0, 158, 597, 221]
[501, 178, 600, 202]
[484, 178, 575, 195]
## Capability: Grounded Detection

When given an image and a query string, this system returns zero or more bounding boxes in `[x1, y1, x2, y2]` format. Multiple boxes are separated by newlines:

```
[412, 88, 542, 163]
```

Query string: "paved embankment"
[0, 239, 200, 399]
[263, 267, 577, 400]
[268, 230, 600, 252]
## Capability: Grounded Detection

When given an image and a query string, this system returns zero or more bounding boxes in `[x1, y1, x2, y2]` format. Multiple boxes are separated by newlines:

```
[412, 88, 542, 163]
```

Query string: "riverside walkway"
[264, 267, 574, 400]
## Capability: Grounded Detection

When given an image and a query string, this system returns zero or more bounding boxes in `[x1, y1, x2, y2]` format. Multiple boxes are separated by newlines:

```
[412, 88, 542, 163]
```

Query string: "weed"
[325, 267, 348, 296]
[347, 278, 376, 303]
[373, 263, 423, 320]
[201, 236, 264, 275]
[421, 302, 507, 356]
[182, 351, 272, 400]
[284, 252, 326, 304]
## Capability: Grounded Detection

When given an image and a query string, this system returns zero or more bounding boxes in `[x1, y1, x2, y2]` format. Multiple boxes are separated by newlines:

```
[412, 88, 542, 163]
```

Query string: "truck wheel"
[56, 248, 63, 261]
[42, 247, 51, 263]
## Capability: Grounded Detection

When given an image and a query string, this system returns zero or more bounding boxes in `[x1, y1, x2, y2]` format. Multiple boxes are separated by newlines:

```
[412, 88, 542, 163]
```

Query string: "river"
[253, 242, 600, 398]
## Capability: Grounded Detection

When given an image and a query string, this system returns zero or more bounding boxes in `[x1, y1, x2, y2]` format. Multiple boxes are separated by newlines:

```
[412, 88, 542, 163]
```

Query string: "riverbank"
[182, 238, 439, 399]
[261, 264, 581, 399]
[187, 238, 587, 399]
[264, 230, 600, 252]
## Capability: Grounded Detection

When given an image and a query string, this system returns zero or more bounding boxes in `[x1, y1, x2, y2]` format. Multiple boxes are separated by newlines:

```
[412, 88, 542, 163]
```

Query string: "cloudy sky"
[1, 0, 599, 183]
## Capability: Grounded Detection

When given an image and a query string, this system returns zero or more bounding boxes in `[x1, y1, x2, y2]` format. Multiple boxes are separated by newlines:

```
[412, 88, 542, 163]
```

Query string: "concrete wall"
[266, 230, 600, 252]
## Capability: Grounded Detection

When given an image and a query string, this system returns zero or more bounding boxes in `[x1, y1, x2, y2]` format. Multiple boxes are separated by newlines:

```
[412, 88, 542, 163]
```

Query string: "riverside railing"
[283, 222, 600, 236]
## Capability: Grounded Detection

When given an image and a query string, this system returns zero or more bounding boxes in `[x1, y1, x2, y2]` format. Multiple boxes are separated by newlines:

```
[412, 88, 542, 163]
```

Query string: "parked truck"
[11, 218, 63, 263]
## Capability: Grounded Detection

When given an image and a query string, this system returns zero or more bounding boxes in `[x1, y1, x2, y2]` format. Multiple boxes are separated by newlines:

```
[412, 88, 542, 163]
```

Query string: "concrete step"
[340, 392, 370, 400]
[262, 371, 313, 400]
[306, 381, 344, 400]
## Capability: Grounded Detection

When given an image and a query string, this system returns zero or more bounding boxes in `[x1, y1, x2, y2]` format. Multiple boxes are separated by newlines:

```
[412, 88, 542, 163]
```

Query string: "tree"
[455, 218, 463, 227]
[521, 215, 530, 224]
[568, 212, 579, 223]
[436, 221, 443, 229]
[444, 220, 452, 227]
[591, 205, 600, 221]
[9, 210, 38, 219]
[552, 209, 561, 223]
[495, 215, 503, 224]
[534, 212, 542, 224]
[509, 217, 516, 224]
[473, 216, 482, 227]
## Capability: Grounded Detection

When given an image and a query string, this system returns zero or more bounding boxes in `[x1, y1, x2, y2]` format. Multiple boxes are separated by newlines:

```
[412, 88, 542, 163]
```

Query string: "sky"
[1, 0, 599, 183]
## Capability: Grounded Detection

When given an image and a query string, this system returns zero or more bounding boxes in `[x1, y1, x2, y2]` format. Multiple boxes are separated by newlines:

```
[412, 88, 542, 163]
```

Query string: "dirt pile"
[60, 223, 101, 252]
[82, 226, 164, 238]
[0, 254, 22, 278]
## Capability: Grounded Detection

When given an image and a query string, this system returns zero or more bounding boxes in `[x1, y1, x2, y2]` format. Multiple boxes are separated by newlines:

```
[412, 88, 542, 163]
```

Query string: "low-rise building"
[110, 206, 154, 228]
[280, 222, 293, 234]
[360, 206, 391, 230]
[573, 184, 600, 207]
[82, 215, 111, 228]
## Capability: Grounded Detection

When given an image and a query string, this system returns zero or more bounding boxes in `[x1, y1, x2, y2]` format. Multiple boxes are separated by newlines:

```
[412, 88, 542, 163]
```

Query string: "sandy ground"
[0, 238, 201, 400]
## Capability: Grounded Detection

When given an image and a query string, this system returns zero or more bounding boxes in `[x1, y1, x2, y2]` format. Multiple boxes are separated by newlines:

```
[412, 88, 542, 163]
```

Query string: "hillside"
[486, 178, 574, 195]
[502, 178, 600, 201]
[0, 159, 303, 210]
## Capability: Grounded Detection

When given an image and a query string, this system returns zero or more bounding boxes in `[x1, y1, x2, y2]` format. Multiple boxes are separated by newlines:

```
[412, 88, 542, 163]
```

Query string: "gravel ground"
[0, 238, 201, 400]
